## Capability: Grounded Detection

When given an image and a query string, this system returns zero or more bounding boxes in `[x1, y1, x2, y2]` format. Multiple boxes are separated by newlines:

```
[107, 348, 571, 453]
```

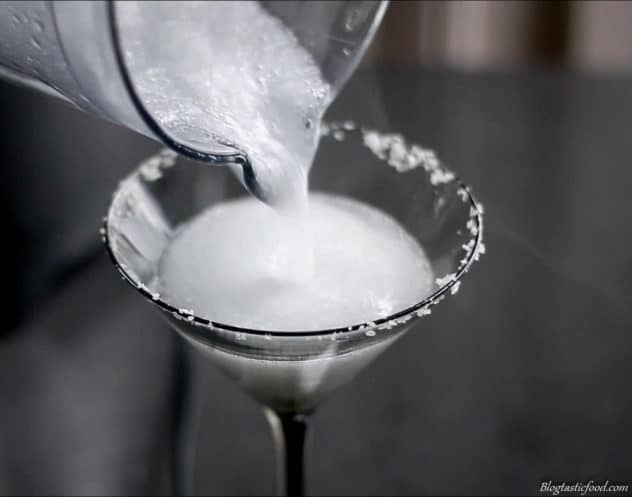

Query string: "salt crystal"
[436, 273, 456, 288]
[342, 121, 356, 130]
[466, 219, 479, 236]
[363, 131, 382, 154]
[416, 307, 432, 317]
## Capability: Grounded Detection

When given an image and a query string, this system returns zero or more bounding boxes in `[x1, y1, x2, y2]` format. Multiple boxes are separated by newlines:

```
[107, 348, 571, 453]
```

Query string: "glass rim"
[102, 139, 484, 339]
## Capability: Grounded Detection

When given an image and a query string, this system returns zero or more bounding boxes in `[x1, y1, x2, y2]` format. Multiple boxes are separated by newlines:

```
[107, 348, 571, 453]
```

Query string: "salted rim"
[102, 123, 485, 339]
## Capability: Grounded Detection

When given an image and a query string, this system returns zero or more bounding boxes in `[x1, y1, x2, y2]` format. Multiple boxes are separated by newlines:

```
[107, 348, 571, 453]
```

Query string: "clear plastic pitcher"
[0, 0, 387, 161]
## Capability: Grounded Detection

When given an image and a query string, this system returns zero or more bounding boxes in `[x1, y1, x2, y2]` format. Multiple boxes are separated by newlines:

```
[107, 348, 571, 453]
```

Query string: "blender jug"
[0, 1, 388, 162]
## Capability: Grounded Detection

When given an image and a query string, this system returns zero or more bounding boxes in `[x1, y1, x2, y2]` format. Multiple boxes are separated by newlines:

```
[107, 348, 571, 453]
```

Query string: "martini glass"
[103, 122, 484, 496]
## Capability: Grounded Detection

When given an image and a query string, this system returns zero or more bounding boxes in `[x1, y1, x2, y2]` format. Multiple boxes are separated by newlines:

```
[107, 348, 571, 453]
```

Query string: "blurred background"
[1, 1, 632, 496]
[371, 0, 632, 74]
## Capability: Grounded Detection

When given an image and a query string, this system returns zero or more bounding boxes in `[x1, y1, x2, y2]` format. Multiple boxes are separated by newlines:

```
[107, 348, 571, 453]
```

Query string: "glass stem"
[264, 408, 309, 497]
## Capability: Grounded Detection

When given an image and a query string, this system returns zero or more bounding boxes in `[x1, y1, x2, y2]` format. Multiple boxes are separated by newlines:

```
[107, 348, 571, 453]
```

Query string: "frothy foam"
[157, 193, 434, 331]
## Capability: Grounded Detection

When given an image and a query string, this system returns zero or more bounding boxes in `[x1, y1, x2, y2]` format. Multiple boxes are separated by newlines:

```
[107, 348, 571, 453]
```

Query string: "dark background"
[2, 1, 632, 496]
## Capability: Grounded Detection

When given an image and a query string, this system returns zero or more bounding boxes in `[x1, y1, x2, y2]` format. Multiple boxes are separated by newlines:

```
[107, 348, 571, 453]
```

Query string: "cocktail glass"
[103, 122, 484, 496]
